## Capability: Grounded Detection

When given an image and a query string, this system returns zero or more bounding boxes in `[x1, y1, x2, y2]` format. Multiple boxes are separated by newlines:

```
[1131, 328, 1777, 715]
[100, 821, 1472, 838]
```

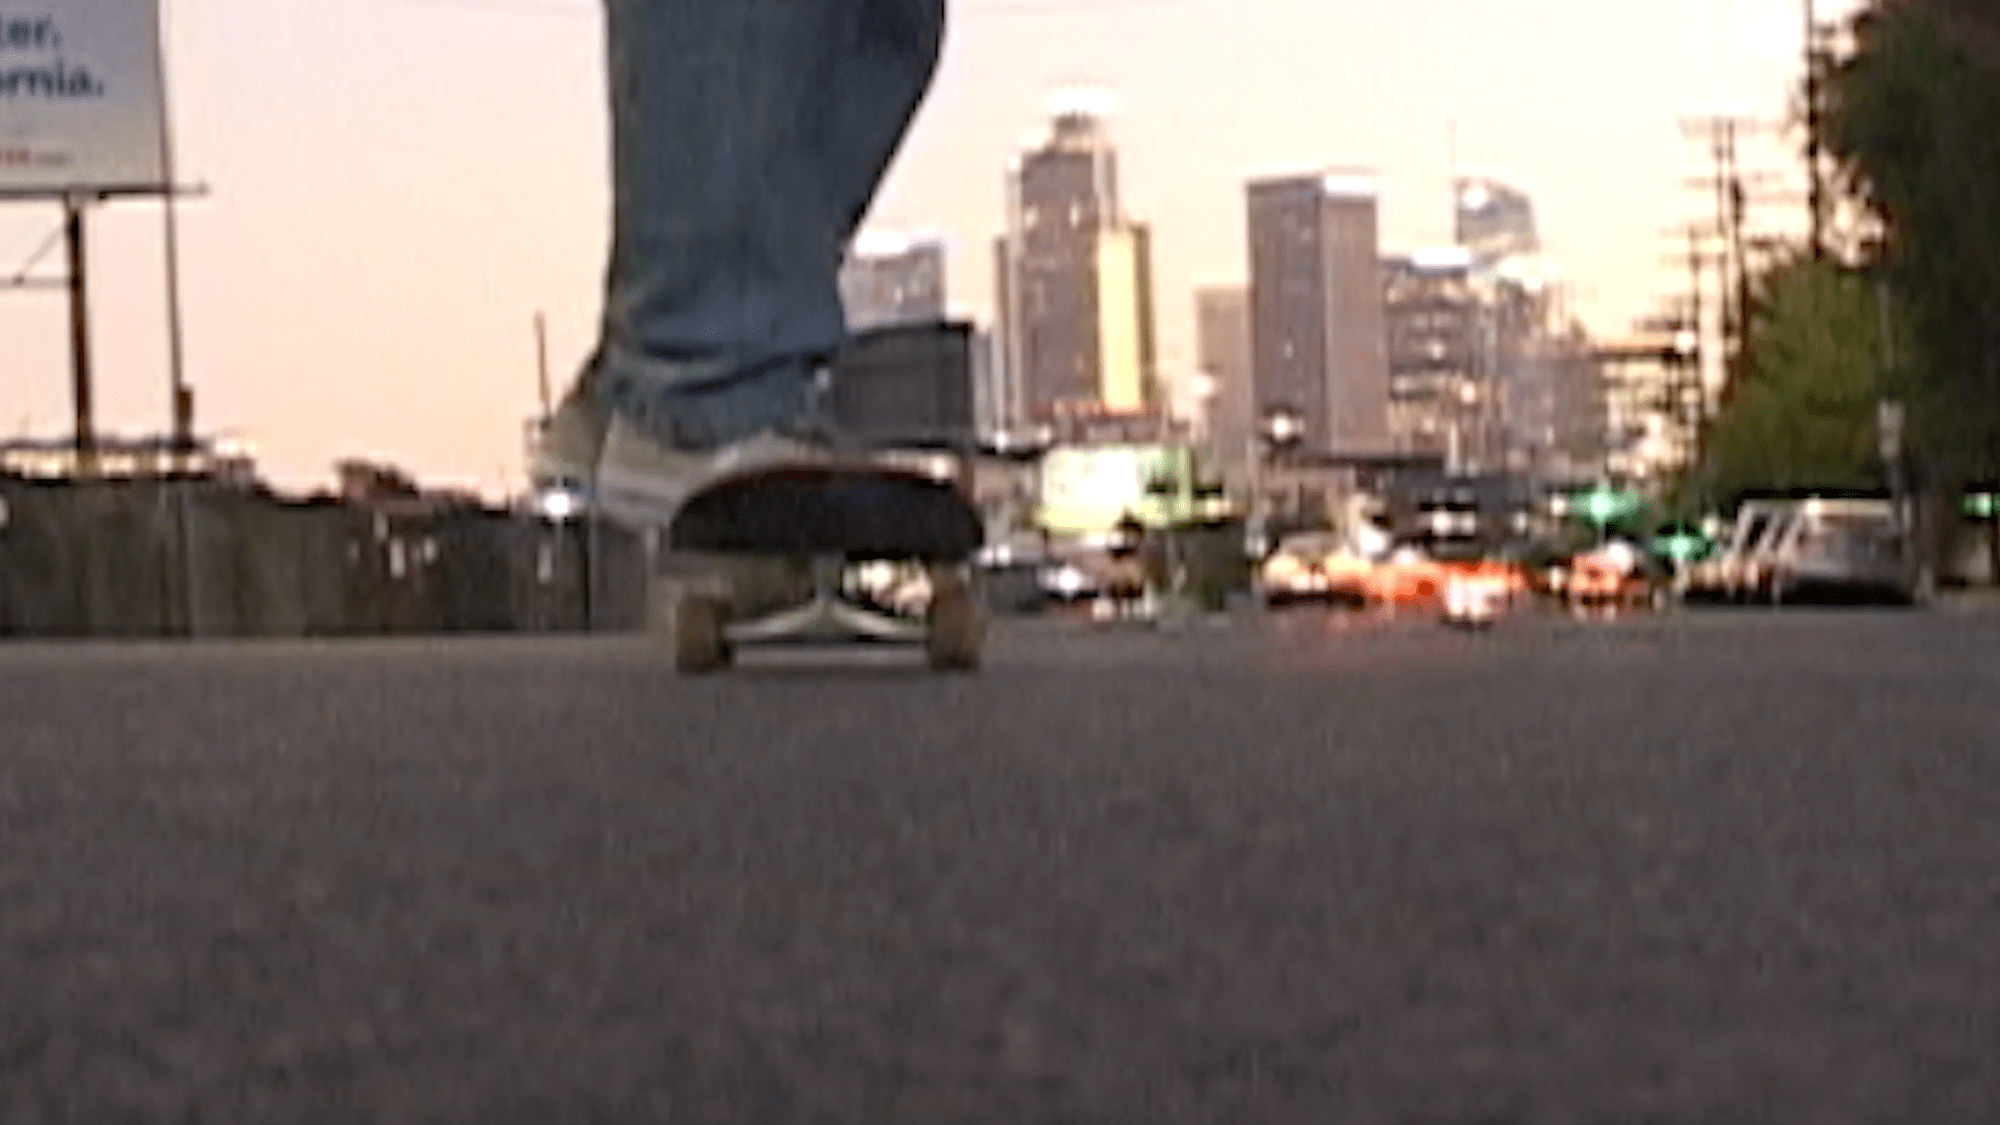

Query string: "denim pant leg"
[594, 0, 946, 450]
[823, 0, 948, 239]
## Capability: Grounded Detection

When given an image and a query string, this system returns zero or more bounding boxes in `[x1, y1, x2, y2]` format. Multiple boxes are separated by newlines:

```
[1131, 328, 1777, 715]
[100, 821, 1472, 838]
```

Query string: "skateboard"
[660, 461, 986, 673]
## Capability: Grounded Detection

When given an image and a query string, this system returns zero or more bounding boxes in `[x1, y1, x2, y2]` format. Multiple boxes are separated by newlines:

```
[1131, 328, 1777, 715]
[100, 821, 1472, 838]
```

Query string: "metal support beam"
[63, 195, 95, 468]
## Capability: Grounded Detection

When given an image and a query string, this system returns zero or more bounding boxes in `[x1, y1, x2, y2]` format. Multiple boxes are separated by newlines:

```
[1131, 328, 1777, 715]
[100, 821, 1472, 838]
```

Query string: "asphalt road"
[2, 606, 1997, 1123]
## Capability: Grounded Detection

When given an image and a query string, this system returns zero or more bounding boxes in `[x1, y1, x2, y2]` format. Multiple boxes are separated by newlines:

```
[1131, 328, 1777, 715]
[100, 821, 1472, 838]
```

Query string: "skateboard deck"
[667, 463, 983, 562]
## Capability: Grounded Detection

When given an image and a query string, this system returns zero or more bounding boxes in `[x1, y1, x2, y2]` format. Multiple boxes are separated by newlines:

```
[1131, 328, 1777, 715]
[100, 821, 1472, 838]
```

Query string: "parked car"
[1764, 498, 1919, 605]
[1688, 500, 1797, 603]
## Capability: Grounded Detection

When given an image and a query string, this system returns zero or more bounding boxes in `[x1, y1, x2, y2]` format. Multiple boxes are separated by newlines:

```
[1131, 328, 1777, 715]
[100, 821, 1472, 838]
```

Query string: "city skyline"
[0, 0, 1860, 493]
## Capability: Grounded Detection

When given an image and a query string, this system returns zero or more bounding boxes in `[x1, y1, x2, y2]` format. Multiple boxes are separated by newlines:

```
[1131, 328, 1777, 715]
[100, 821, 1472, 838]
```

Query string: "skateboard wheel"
[926, 578, 984, 673]
[674, 594, 733, 675]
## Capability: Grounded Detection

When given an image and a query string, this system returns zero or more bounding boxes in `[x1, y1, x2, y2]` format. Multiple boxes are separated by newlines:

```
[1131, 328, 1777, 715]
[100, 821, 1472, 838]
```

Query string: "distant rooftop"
[1243, 167, 1379, 200]
[1, 435, 257, 483]
[850, 229, 949, 259]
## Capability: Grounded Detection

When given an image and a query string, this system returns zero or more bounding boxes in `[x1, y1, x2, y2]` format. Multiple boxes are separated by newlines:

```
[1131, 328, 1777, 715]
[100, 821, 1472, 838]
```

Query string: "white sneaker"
[593, 415, 826, 533]
[531, 354, 836, 533]
[527, 382, 609, 498]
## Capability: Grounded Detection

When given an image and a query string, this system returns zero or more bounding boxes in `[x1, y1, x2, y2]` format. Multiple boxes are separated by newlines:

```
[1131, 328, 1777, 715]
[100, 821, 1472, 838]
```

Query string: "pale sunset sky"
[0, 0, 1865, 494]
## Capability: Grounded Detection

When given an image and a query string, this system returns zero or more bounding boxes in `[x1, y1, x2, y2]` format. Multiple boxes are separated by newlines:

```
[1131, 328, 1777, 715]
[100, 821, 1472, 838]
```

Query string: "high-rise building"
[1383, 249, 1500, 471]
[970, 327, 1006, 437]
[1445, 175, 1607, 478]
[840, 231, 948, 330]
[1486, 288, 1608, 482]
[1498, 328, 1606, 484]
[1246, 172, 1391, 452]
[996, 96, 1160, 428]
[1195, 286, 1254, 487]
[1454, 176, 1541, 271]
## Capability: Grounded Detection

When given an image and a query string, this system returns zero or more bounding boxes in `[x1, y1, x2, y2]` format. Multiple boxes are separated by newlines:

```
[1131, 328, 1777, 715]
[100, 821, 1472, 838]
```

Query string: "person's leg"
[822, 0, 948, 246]
[590, 0, 946, 453]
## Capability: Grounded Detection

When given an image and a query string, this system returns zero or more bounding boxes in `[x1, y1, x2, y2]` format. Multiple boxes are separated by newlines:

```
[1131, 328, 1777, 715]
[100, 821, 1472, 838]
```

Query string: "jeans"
[591, 0, 947, 450]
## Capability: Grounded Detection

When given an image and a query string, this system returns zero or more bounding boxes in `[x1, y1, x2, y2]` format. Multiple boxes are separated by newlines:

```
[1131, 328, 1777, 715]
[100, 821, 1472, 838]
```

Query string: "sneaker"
[527, 377, 610, 500]
[597, 415, 832, 621]
[594, 415, 828, 533]
[531, 354, 837, 531]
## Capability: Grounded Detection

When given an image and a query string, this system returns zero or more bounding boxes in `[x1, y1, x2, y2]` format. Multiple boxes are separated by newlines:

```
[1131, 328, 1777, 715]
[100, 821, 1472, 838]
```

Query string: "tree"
[1911, 0, 2000, 68]
[1827, 2, 2000, 490]
[1704, 258, 1894, 505]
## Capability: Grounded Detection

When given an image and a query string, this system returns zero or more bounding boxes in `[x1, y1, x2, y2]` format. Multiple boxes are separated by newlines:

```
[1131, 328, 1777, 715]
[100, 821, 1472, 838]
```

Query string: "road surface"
[2, 607, 1996, 1122]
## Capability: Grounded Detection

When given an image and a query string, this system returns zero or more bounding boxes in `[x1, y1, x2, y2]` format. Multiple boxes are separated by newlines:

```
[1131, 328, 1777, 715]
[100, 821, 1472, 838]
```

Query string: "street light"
[1262, 407, 1306, 450]
[1260, 407, 1308, 526]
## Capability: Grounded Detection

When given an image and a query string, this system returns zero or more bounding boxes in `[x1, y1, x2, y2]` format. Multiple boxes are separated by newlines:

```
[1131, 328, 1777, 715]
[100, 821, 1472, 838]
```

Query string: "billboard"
[1038, 444, 1200, 536]
[1, 0, 165, 195]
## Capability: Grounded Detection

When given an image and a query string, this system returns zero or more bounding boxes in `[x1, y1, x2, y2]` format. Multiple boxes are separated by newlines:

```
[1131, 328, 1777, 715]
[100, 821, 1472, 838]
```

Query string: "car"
[1366, 543, 1451, 608]
[1440, 561, 1524, 628]
[1037, 544, 1153, 620]
[1764, 498, 1920, 605]
[1039, 555, 1103, 605]
[1567, 540, 1665, 614]
[1258, 532, 1372, 608]
[1689, 500, 1797, 603]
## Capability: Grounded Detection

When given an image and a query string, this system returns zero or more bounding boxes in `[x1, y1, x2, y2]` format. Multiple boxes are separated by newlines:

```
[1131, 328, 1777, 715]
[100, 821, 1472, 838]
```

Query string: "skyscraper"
[839, 231, 948, 330]
[1383, 248, 1502, 472]
[1246, 172, 1391, 451]
[1454, 176, 1541, 271]
[1447, 175, 1603, 476]
[996, 95, 1160, 428]
[1195, 286, 1254, 486]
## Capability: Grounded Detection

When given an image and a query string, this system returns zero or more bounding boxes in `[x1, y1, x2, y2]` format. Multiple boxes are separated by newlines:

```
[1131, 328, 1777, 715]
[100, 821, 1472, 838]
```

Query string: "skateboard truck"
[670, 558, 982, 674]
[723, 557, 929, 647]
[662, 462, 987, 674]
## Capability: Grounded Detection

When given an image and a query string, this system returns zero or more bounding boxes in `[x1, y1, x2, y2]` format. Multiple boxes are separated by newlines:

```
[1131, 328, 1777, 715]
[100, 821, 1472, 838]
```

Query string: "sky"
[0, 0, 1867, 495]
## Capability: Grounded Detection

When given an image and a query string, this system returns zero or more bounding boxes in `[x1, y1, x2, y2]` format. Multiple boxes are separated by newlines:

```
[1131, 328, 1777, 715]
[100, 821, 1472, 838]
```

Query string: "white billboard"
[1, 0, 165, 195]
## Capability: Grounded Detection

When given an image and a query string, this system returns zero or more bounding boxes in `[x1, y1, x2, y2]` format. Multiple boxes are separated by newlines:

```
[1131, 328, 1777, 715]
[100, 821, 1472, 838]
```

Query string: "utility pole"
[63, 195, 96, 471]
[1682, 227, 1709, 473]
[1726, 125, 1754, 395]
[534, 311, 553, 419]
[1686, 117, 1748, 402]
[1682, 116, 1785, 408]
[157, 2, 193, 456]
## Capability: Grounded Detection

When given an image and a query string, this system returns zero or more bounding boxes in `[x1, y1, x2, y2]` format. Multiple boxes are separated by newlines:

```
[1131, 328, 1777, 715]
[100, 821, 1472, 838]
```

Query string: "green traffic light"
[1575, 487, 1642, 525]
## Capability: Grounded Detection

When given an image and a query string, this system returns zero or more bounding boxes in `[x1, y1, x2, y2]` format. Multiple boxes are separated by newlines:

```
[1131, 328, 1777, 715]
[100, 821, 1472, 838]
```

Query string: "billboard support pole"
[157, 0, 192, 456]
[63, 194, 96, 471]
